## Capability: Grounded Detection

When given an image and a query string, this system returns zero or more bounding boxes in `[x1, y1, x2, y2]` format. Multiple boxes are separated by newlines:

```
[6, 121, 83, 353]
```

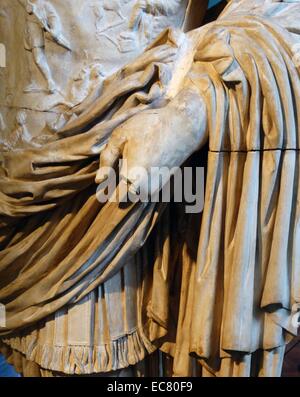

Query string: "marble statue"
[1, 0, 300, 378]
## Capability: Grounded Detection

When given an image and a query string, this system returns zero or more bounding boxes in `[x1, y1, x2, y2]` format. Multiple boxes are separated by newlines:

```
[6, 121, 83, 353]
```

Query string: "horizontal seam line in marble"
[209, 148, 300, 153]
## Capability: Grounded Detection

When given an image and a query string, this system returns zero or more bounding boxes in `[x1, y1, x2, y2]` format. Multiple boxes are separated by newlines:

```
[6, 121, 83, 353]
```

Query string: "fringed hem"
[2, 324, 157, 375]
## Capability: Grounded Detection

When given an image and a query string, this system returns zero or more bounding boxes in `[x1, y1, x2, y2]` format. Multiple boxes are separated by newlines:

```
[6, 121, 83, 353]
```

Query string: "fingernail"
[95, 171, 108, 184]
[128, 183, 140, 196]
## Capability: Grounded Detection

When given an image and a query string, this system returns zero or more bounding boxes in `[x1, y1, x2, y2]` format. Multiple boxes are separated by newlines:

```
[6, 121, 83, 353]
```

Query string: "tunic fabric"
[2, 256, 157, 375]
[0, 204, 185, 375]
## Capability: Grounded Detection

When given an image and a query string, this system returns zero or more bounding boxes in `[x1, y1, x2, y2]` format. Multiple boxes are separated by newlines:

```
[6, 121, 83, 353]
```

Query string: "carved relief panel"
[0, 0, 190, 149]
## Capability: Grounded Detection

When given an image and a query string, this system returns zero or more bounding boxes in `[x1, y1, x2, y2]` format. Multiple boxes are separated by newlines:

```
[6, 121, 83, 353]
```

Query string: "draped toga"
[1, 0, 300, 376]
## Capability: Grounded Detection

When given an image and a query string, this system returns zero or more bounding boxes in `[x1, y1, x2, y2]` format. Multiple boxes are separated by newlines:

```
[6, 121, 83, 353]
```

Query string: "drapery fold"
[189, 1, 300, 375]
[0, 28, 182, 334]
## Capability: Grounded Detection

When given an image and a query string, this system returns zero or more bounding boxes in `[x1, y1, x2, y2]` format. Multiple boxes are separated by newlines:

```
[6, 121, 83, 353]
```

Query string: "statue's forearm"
[165, 87, 208, 154]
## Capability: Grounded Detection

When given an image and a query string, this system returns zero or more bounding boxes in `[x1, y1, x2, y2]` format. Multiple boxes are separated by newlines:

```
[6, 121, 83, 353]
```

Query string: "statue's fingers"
[95, 133, 126, 183]
[119, 144, 151, 197]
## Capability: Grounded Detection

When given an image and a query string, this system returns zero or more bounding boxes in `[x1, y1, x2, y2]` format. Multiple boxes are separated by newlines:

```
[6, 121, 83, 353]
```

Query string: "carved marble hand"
[96, 88, 208, 195]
